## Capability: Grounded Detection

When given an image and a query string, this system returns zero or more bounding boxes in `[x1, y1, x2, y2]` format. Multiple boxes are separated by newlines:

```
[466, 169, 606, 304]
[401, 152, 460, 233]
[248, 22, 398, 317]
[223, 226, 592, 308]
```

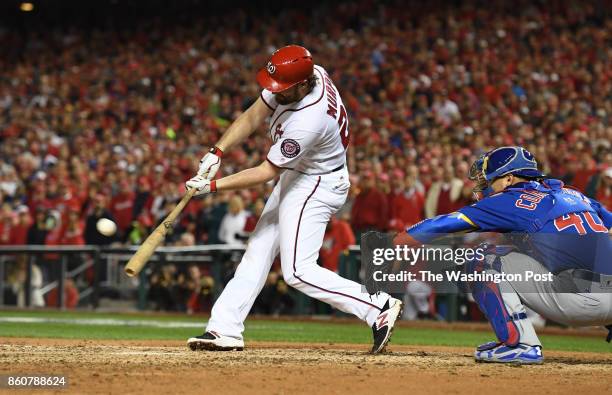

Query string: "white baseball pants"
[206, 168, 389, 339]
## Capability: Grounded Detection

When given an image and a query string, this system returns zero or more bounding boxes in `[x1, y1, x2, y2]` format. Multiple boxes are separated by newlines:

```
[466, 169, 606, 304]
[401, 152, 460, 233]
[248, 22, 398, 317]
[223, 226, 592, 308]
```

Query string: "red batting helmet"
[256, 45, 314, 93]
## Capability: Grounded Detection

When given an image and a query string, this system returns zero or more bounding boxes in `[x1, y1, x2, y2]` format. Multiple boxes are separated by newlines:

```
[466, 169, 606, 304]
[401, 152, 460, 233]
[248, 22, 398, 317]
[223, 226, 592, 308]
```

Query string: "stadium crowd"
[0, 0, 610, 311]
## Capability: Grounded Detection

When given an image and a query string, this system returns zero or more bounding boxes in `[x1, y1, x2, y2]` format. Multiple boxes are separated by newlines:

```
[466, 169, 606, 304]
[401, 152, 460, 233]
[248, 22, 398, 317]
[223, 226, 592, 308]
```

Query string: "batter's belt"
[293, 164, 345, 176]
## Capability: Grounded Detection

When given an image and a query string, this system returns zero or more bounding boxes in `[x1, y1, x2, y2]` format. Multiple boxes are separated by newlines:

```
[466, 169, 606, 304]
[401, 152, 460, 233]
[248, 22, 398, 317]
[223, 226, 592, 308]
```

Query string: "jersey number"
[338, 105, 349, 149]
[553, 212, 608, 235]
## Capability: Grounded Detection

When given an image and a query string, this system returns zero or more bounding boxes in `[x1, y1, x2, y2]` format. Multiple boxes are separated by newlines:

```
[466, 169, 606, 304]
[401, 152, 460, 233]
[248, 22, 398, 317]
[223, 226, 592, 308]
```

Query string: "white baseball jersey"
[261, 65, 349, 175]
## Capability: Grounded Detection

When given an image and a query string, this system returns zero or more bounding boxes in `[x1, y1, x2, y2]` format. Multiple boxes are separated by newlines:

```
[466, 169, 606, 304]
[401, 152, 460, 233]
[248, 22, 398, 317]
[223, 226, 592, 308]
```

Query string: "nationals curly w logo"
[266, 61, 276, 75]
[280, 139, 300, 158]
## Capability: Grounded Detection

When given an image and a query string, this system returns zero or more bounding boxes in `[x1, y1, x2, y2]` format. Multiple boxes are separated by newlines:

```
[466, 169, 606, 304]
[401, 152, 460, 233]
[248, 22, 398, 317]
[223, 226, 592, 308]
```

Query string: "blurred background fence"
[0, 245, 246, 311]
[0, 245, 465, 321]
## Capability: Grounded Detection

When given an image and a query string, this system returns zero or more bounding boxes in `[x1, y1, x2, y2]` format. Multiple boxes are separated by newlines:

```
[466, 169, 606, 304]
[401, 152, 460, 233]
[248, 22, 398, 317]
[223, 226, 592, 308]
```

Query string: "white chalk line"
[0, 316, 205, 329]
[0, 316, 305, 331]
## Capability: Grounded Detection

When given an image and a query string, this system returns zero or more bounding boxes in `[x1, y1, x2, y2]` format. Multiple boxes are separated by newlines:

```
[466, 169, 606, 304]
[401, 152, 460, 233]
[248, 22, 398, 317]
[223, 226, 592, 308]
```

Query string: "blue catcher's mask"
[469, 146, 544, 200]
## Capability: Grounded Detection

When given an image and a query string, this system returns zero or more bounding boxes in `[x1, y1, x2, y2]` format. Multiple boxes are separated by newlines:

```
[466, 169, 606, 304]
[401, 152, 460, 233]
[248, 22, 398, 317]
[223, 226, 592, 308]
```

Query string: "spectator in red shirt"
[388, 169, 425, 229]
[60, 208, 85, 245]
[595, 168, 612, 210]
[0, 207, 13, 245]
[45, 212, 62, 237]
[110, 180, 135, 237]
[320, 216, 356, 273]
[10, 206, 31, 245]
[56, 182, 81, 218]
[425, 166, 463, 217]
[351, 171, 389, 237]
[46, 279, 80, 308]
[573, 153, 598, 193]
[186, 266, 216, 314]
[44, 181, 63, 211]
[43, 210, 63, 262]
[244, 198, 265, 234]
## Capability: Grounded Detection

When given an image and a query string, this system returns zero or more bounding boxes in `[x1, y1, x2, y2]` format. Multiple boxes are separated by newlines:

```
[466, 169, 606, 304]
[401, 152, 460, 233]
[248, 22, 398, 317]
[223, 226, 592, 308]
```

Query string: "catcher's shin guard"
[467, 253, 540, 347]
[472, 278, 522, 346]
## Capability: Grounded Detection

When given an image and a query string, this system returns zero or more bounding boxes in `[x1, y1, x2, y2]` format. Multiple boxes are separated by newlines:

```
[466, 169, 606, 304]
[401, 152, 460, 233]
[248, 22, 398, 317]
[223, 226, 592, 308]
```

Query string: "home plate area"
[1, 338, 611, 395]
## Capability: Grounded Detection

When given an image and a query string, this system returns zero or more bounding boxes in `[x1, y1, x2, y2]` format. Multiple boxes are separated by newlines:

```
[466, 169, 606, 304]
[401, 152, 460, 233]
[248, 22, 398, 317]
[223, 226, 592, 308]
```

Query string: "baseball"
[96, 218, 117, 236]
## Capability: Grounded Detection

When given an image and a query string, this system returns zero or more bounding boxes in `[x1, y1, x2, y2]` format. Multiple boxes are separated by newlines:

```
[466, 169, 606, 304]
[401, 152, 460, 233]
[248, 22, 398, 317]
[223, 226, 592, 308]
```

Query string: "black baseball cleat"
[371, 297, 404, 354]
[187, 331, 244, 351]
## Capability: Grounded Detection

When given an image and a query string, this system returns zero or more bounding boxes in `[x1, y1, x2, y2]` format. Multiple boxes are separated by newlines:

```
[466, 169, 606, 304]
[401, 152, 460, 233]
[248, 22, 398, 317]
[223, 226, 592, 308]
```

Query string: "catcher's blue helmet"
[469, 146, 544, 198]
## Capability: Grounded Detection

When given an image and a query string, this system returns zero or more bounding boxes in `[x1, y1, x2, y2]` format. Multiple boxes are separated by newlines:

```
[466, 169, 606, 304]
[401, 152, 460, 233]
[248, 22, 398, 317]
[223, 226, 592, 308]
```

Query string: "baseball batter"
[185, 45, 403, 353]
[365, 146, 612, 364]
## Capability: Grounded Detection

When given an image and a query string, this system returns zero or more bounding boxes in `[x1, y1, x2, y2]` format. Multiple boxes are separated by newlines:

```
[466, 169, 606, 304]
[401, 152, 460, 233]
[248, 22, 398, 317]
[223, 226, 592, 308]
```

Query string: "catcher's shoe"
[371, 297, 403, 354]
[474, 341, 543, 364]
[187, 331, 244, 351]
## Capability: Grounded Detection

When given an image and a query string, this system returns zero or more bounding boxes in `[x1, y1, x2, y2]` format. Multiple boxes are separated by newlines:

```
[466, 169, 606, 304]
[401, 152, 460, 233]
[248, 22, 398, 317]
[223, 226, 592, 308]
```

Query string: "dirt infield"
[1, 338, 611, 395]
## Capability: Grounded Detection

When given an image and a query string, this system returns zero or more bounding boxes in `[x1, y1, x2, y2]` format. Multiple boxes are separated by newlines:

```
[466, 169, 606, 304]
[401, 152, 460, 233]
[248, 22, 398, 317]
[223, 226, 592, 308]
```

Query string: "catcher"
[365, 146, 612, 364]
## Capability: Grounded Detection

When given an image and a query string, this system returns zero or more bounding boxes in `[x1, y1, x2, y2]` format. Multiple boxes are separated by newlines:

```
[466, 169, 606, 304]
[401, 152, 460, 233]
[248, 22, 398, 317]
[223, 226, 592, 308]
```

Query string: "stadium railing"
[0, 244, 248, 310]
[0, 245, 458, 320]
[0, 245, 101, 309]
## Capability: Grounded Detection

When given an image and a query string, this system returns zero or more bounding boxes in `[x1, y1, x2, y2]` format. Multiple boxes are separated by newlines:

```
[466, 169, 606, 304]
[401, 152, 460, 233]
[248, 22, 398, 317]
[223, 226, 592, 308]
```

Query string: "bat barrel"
[123, 188, 196, 277]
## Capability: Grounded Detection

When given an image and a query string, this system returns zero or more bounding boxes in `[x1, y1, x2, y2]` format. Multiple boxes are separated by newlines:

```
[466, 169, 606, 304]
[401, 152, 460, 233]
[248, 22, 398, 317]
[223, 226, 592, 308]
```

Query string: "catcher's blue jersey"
[408, 179, 612, 274]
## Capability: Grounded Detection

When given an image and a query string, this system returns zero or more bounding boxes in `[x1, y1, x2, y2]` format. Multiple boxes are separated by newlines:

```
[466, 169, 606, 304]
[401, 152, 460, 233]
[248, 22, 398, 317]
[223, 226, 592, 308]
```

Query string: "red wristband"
[210, 180, 217, 193]
[210, 146, 224, 158]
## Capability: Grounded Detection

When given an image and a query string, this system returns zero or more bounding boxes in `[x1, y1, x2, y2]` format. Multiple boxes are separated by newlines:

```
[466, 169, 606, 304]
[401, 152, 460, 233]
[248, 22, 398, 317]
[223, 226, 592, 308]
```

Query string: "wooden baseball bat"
[124, 188, 197, 277]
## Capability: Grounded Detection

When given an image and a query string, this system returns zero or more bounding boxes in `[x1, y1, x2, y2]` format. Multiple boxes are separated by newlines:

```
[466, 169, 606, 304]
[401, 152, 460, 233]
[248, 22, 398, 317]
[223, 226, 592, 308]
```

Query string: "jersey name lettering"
[324, 72, 338, 119]
[515, 191, 547, 210]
